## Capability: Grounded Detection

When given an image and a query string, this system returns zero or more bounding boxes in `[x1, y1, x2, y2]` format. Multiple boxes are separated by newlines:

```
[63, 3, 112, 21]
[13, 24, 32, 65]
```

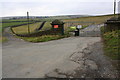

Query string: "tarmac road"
[2, 36, 101, 78]
[2, 24, 118, 78]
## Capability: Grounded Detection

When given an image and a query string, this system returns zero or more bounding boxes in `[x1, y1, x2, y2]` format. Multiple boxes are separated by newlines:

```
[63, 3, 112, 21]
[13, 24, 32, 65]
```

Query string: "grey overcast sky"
[0, 0, 120, 17]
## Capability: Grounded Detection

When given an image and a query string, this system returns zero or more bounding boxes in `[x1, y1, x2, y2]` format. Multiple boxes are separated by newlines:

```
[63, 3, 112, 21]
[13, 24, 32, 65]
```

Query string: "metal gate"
[65, 21, 104, 37]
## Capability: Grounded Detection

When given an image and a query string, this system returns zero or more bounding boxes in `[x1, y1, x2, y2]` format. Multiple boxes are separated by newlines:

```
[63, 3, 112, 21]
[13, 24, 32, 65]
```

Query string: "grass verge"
[101, 27, 120, 71]
[101, 27, 120, 60]
[18, 34, 70, 43]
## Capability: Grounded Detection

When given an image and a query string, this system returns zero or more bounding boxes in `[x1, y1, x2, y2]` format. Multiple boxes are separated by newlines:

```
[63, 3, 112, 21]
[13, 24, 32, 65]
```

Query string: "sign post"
[27, 12, 30, 34]
[54, 25, 59, 29]
[114, 0, 116, 17]
[118, 1, 120, 19]
[77, 25, 82, 29]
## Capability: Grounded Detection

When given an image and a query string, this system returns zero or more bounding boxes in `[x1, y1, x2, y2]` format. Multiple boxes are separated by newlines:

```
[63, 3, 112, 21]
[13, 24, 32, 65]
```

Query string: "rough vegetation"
[102, 30, 120, 60]
[101, 17, 120, 74]
[17, 34, 70, 43]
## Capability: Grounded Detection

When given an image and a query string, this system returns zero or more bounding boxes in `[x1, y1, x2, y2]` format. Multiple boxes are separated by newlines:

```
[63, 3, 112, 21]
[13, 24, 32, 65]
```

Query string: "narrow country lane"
[2, 25, 118, 78]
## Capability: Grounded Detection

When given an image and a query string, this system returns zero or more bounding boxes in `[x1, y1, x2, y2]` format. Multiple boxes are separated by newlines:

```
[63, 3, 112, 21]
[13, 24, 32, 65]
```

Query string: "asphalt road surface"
[3, 36, 101, 78]
[2, 25, 118, 78]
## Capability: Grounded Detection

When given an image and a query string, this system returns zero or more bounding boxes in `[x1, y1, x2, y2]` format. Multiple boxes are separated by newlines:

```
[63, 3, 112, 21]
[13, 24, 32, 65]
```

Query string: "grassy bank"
[18, 34, 70, 43]
[12, 22, 42, 34]
[101, 27, 120, 60]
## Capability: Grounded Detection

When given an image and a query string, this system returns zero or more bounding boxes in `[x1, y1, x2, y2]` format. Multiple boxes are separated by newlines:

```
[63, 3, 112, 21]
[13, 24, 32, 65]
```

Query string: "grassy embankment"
[13, 21, 70, 42]
[19, 34, 70, 43]
[12, 22, 42, 34]
[101, 27, 120, 72]
[101, 27, 120, 60]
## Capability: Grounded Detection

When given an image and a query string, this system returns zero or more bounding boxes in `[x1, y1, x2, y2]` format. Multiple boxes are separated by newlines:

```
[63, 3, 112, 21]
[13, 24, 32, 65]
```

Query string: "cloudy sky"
[0, 0, 120, 17]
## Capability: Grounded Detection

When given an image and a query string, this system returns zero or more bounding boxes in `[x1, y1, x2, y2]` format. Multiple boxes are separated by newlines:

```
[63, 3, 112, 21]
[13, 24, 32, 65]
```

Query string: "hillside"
[63, 14, 115, 24]
[2, 15, 90, 22]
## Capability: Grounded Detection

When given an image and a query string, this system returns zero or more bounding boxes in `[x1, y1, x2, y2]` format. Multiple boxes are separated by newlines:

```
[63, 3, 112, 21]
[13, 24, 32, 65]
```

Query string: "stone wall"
[105, 18, 120, 32]
[11, 27, 61, 37]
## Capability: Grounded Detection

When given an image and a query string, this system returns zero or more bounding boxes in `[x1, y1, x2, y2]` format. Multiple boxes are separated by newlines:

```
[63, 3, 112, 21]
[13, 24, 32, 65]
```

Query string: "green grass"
[0, 21, 35, 34]
[18, 34, 70, 43]
[12, 22, 53, 34]
[0, 19, 40, 33]
[2, 22, 34, 28]
[102, 29, 120, 60]
[12, 22, 42, 34]
[1, 18, 41, 23]
[40, 22, 52, 31]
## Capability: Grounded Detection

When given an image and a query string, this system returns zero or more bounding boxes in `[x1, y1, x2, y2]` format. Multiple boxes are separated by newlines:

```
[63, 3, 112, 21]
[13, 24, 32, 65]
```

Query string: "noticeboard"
[77, 25, 82, 29]
[54, 25, 59, 28]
